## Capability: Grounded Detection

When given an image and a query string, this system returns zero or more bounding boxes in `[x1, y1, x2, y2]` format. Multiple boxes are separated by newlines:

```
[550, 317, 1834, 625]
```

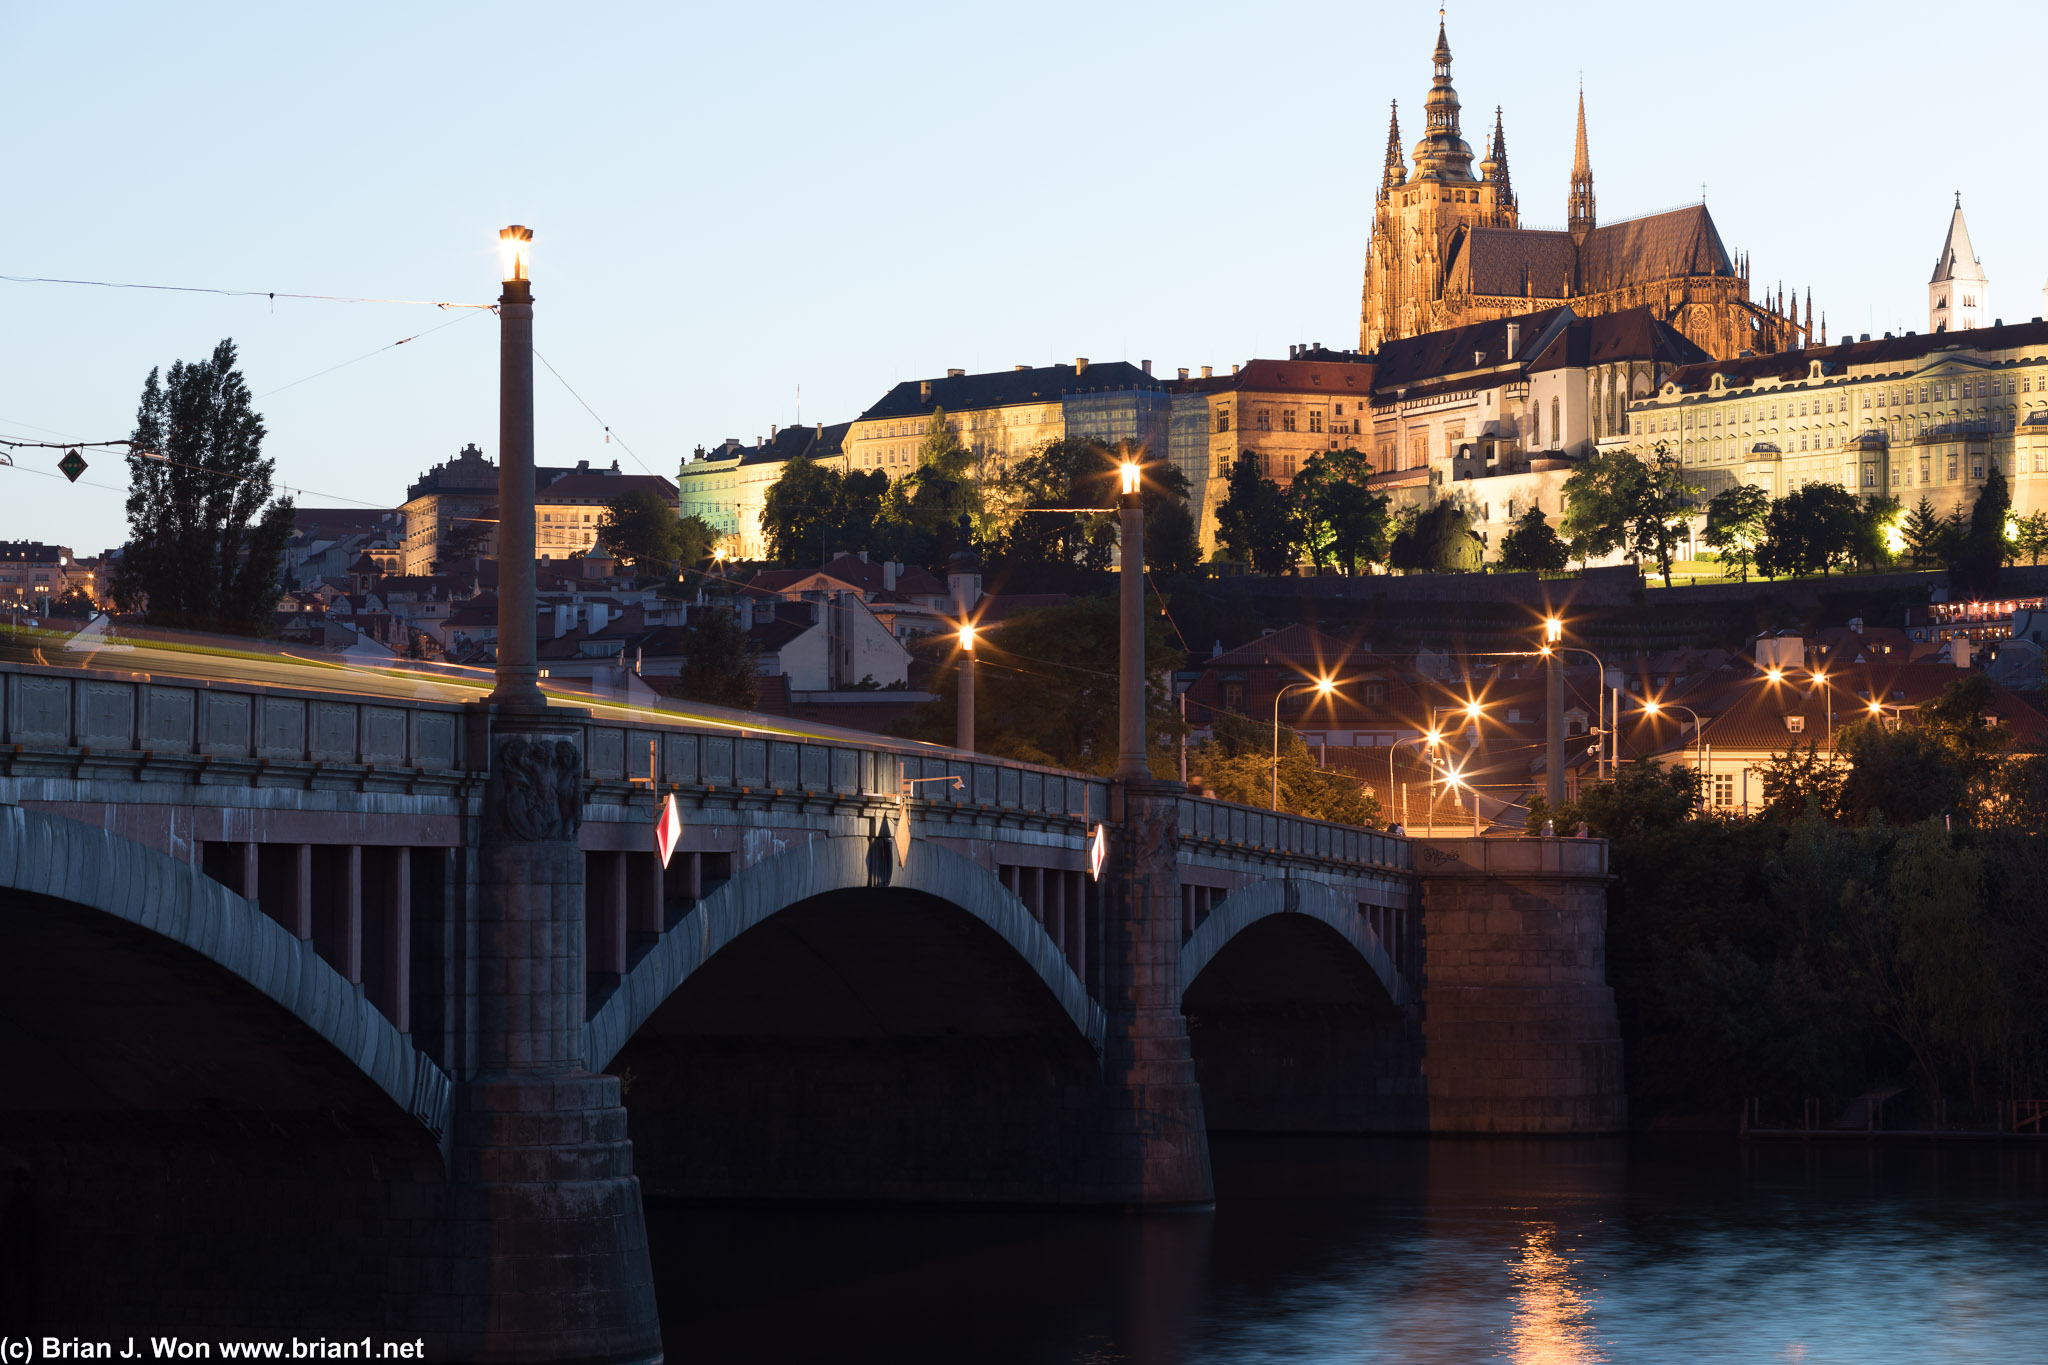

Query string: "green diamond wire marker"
[58, 449, 87, 483]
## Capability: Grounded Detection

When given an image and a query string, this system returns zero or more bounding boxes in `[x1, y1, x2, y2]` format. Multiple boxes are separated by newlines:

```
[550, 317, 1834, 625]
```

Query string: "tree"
[1190, 711, 1381, 825]
[881, 409, 980, 568]
[50, 586, 96, 618]
[759, 456, 842, 567]
[896, 596, 1186, 774]
[1213, 454, 1299, 575]
[1497, 505, 1570, 573]
[430, 519, 492, 573]
[1949, 466, 2010, 598]
[2013, 509, 2048, 566]
[1755, 483, 1861, 578]
[1388, 499, 1482, 573]
[110, 338, 294, 635]
[1292, 448, 1390, 574]
[1756, 742, 1844, 823]
[1701, 483, 1770, 580]
[675, 607, 758, 710]
[675, 514, 718, 571]
[1559, 448, 1643, 565]
[1850, 493, 1904, 571]
[1146, 499, 1203, 578]
[1901, 496, 1945, 568]
[596, 489, 684, 576]
[988, 436, 1120, 581]
[1627, 445, 1702, 587]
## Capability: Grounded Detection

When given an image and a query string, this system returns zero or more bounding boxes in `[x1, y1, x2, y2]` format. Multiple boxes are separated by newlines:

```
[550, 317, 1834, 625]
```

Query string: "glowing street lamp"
[1273, 676, 1337, 811]
[499, 224, 532, 283]
[1639, 697, 1707, 778]
[1114, 452, 1149, 780]
[956, 621, 977, 753]
[1389, 727, 1442, 832]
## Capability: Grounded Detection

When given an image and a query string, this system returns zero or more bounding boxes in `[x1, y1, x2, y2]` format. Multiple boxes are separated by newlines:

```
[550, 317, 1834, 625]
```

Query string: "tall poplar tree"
[111, 339, 294, 635]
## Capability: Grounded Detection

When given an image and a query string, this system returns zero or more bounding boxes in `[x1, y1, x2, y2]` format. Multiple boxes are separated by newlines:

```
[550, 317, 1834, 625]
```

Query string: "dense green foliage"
[1213, 454, 1299, 575]
[1188, 711, 1381, 825]
[595, 489, 696, 575]
[1497, 505, 1570, 573]
[111, 339, 294, 635]
[674, 607, 759, 710]
[1388, 498, 1482, 572]
[1559, 445, 1698, 584]
[1529, 676, 2048, 1126]
[895, 596, 1185, 774]
[1701, 483, 1769, 579]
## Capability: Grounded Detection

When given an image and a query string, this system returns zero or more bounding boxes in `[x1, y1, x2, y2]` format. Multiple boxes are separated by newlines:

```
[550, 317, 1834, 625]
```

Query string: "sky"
[6, 0, 2046, 555]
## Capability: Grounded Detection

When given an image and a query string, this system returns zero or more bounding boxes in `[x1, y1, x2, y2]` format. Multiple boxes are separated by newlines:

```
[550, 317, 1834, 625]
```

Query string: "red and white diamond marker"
[1088, 824, 1107, 881]
[655, 793, 682, 868]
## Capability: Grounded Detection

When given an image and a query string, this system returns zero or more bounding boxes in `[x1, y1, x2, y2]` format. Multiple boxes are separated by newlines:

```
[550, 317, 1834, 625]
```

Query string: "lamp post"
[1272, 676, 1337, 810]
[1114, 457, 1149, 780]
[491, 225, 543, 713]
[956, 621, 976, 753]
[1639, 698, 1707, 804]
[1539, 640, 1607, 777]
[1543, 615, 1564, 808]
[1389, 728, 1442, 831]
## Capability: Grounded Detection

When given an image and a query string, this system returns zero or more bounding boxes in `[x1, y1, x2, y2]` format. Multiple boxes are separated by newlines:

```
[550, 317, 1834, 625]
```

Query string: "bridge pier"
[1414, 837, 1626, 1133]
[436, 713, 662, 1362]
[1082, 778, 1214, 1206]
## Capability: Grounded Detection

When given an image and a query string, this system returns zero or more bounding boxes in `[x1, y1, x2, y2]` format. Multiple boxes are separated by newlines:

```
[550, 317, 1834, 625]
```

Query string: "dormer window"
[1785, 715, 1805, 733]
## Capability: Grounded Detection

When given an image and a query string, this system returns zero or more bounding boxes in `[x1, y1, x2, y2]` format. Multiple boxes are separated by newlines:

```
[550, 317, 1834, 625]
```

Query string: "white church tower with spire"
[1930, 196, 1989, 333]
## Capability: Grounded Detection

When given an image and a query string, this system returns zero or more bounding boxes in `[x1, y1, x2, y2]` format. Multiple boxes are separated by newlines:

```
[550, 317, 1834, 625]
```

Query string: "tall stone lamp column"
[1095, 454, 1212, 1206]
[445, 225, 662, 1362]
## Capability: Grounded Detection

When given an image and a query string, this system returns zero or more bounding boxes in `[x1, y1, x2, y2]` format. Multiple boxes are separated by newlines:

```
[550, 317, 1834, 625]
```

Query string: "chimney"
[857, 550, 868, 563]
[947, 368, 965, 377]
[1289, 344, 1298, 360]
[1178, 367, 1189, 381]
[1015, 364, 1029, 371]
[771, 425, 777, 437]
[1954, 636, 1972, 669]
[1505, 323, 1520, 359]
[919, 380, 932, 399]
[1075, 357, 1089, 376]
[1231, 364, 1240, 375]
[1202, 365, 1213, 379]
[883, 560, 899, 592]
[1141, 359, 1152, 376]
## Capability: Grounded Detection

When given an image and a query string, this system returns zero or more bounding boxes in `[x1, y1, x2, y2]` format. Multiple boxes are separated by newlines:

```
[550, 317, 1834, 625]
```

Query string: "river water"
[647, 1135, 2048, 1364]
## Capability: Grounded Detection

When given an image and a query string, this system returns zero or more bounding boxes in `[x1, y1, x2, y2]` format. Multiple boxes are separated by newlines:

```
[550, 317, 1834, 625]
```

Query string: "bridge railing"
[1178, 794, 1410, 871]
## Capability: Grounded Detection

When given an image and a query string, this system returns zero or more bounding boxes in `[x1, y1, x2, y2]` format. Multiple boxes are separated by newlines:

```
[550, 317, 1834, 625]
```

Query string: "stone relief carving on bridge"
[491, 736, 584, 841]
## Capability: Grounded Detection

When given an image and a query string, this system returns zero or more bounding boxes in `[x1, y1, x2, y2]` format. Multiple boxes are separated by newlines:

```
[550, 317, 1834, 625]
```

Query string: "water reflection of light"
[1507, 1224, 1603, 1364]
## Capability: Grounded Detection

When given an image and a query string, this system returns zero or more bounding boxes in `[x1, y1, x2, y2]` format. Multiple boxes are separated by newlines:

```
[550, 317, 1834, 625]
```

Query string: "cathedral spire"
[1568, 85, 1595, 244]
[1413, 12, 1476, 181]
[1479, 105, 1514, 213]
[1382, 101, 1408, 190]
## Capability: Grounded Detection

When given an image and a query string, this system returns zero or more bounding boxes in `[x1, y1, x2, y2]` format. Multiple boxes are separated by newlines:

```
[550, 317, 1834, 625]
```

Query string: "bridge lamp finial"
[958, 622, 977, 652]
[499, 225, 533, 283]
[1543, 615, 1563, 645]
[1119, 459, 1142, 497]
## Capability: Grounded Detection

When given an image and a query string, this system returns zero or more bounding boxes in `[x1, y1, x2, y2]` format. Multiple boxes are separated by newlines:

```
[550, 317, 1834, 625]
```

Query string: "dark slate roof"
[1446, 204, 1734, 299]
[738, 421, 853, 468]
[1451, 228, 1578, 299]
[1371, 307, 1573, 389]
[858, 363, 1165, 422]
[1527, 307, 1711, 373]
[1581, 205, 1734, 290]
[1168, 355, 1376, 397]
[752, 554, 946, 598]
[1657, 317, 2048, 396]
[537, 472, 678, 503]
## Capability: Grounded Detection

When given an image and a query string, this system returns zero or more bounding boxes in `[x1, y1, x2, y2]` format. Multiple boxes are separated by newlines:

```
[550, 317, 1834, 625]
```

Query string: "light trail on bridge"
[0, 616, 977, 759]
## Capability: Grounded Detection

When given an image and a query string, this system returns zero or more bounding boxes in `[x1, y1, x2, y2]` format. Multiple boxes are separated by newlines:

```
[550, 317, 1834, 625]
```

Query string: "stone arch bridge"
[0, 660, 1619, 1351]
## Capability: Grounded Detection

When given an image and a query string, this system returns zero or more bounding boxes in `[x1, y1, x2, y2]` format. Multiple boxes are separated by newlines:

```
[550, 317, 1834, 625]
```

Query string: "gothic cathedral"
[1360, 21, 1809, 362]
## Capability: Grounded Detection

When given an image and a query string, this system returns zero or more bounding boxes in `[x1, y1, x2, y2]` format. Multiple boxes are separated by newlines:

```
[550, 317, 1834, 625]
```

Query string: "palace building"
[1360, 21, 1808, 363]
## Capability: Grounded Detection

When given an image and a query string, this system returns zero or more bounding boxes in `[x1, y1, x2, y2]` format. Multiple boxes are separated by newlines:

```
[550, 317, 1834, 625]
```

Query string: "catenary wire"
[0, 273, 493, 310]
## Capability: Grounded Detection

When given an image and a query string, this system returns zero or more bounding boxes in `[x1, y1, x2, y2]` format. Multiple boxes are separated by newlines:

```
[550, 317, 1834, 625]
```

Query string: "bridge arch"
[1180, 874, 1411, 1008]
[587, 832, 1103, 1072]
[0, 805, 451, 1143]
[1180, 874, 1426, 1133]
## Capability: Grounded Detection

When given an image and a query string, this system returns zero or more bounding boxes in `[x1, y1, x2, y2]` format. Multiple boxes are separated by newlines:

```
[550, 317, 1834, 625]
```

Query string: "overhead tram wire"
[0, 435, 395, 512]
[0, 273, 494, 311]
[532, 349, 660, 480]
[256, 307, 489, 400]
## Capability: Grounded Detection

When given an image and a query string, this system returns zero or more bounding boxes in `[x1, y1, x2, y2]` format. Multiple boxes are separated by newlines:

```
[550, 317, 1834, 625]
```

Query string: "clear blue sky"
[6, 0, 2044, 554]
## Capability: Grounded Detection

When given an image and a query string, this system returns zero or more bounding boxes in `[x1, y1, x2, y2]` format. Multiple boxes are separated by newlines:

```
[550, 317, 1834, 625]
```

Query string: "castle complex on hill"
[1361, 21, 1811, 363]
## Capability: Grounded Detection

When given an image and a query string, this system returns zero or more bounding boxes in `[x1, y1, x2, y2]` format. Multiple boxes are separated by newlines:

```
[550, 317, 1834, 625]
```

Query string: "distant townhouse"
[535, 463, 678, 560]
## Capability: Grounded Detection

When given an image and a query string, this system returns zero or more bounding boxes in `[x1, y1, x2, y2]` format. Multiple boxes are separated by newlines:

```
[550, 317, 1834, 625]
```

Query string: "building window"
[1283, 410, 1297, 432]
[1217, 409, 1231, 433]
[1948, 453, 1960, 481]
[1257, 410, 1271, 431]
[1309, 410, 1323, 433]
[1972, 458, 1985, 480]
[1712, 772, 1735, 807]
[1550, 397, 1561, 444]
[1785, 714, 1805, 734]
